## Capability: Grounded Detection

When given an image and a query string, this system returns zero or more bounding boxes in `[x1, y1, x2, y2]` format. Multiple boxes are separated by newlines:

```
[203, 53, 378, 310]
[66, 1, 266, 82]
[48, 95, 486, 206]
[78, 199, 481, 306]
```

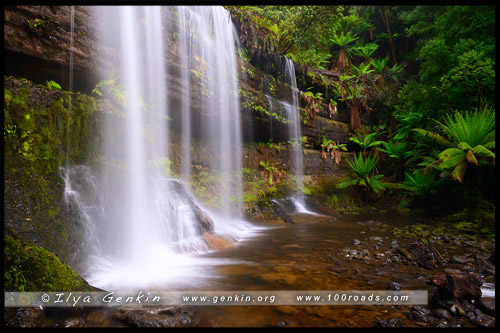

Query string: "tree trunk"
[379, 6, 397, 65]
[464, 165, 481, 223]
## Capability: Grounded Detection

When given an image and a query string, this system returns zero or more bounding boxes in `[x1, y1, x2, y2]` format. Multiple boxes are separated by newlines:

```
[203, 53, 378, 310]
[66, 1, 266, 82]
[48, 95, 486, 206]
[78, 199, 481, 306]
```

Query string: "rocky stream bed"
[5, 208, 495, 328]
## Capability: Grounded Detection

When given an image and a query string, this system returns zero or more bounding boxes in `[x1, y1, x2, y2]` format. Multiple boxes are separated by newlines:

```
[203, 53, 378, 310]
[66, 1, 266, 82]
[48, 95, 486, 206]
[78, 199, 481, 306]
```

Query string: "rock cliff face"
[4, 5, 355, 153]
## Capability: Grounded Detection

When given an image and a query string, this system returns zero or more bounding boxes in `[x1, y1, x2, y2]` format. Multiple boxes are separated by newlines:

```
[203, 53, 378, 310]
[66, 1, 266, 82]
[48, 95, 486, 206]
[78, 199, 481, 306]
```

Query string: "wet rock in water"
[427, 272, 483, 301]
[4, 307, 45, 328]
[487, 253, 495, 264]
[450, 255, 469, 265]
[476, 298, 495, 317]
[464, 265, 477, 273]
[473, 312, 495, 328]
[465, 311, 475, 321]
[375, 318, 401, 328]
[444, 268, 462, 274]
[409, 305, 431, 323]
[168, 179, 214, 233]
[399, 241, 447, 269]
[64, 317, 85, 328]
[202, 232, 236, 250]
[85, 309, 112, 327]
[112, 305, 196, 328]
[432, 308, 452, 320]
[388, 282, 402, 291]
[447, 302, 466, 317]
[435, 318, 450, 328]
[353, 239, 361, 245]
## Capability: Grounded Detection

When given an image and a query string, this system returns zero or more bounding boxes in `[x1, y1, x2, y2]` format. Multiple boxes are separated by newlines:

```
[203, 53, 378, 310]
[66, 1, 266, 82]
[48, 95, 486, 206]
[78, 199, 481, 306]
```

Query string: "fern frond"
[451, 159, 467, 183]
[412, 128, 453, 147]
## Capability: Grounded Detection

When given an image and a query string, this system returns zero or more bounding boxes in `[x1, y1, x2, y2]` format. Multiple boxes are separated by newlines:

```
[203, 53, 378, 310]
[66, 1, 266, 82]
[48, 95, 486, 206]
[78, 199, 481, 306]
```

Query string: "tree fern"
[412, 106, 495, 222]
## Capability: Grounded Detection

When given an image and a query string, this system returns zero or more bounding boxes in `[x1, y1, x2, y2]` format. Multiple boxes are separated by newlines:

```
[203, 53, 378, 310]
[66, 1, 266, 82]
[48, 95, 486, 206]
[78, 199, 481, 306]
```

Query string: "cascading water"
[63, 6, 256, 291]
[282, 57, 317, 214]
[282, 57, 304, 196]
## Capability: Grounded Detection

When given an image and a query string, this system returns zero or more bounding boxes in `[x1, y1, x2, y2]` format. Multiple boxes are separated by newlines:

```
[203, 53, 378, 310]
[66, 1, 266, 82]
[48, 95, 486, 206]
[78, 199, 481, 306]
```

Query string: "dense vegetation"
[229, 5, 495, 223]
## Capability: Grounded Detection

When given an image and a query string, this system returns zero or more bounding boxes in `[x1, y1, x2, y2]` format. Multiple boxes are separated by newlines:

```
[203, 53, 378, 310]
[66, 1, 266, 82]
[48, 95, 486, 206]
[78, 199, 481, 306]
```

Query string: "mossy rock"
[4, 234, 91, 292]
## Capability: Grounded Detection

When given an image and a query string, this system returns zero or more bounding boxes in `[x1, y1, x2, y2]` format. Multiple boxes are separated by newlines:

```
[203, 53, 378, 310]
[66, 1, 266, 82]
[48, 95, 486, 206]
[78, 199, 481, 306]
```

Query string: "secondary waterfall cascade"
[282, 57, 316, 214]
[63, 6, 256, 291]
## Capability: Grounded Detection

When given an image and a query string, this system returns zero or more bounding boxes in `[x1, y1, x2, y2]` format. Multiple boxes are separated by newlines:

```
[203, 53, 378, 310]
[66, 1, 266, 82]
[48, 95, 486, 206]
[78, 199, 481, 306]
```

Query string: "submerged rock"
[112, 305, 197, 328]
[167, 179, 214, 234]
[4, 307, 45, 328]
[202, 232, 236, 250]
[375, 318, 401, 328]
[476, 298, 495, 317]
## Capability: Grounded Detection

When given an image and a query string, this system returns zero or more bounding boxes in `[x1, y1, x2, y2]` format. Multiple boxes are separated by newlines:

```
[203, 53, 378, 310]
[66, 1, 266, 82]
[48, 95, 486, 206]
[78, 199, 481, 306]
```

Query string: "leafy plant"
[349, 131, 386, 157]
[328, 31, 358, 71]
[92, 72, 127, 108]
[378, 139, 409, 180]
[351, 42, 379, 62]
[369, 56, 389, 74]
[350, 63, 374, 76]
[336, 152, 389, 200]
[259, 160, 283, 185]
[412, 106, 495, 222]
[320, 137, 347, 164]
[398, 169, 440, 198]
[303, 90, 323, 120]
[45, 80, 62, 90]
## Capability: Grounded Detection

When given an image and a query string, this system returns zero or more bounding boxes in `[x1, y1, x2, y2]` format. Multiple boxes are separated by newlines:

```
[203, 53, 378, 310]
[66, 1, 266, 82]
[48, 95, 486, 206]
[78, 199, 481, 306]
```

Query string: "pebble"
[450, 255, 469, 264]
[375, 318, 401, 328]
[473, 312, 495, 328]
[353, 239, 361, 245]
[432, 308, 451, 320]
[388, 282, 401, 291]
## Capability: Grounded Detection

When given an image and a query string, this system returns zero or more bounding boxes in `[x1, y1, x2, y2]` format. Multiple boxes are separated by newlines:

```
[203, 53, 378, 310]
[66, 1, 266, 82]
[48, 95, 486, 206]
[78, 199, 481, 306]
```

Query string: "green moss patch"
[4, 234, 91, 292]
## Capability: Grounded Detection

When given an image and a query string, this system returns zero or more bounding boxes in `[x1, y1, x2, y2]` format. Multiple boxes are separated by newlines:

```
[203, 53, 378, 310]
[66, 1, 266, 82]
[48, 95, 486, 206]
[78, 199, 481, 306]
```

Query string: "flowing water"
[62, 6, 252, 292]
[46, 211, 483, 327]
[54, 6, 493, 328]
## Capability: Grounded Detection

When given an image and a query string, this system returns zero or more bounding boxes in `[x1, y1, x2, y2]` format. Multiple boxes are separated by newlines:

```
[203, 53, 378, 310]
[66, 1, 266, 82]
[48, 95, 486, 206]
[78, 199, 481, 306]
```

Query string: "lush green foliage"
[337, 153, 389, 199]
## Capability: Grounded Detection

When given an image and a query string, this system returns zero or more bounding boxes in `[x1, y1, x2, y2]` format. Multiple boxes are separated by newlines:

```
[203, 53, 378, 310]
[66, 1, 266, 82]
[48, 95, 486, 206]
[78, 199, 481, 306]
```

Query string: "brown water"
[47, 212, 473, 327]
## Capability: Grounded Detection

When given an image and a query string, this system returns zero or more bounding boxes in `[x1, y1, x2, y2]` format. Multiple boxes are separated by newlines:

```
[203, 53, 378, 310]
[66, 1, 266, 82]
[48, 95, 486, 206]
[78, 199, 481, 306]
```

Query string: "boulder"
[476, 298, 495, 317]
[167, 179, 214, 234]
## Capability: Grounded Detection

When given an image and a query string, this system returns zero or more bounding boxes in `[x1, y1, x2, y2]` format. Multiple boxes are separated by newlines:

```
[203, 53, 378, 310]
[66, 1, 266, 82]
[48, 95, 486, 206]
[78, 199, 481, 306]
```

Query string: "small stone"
[473, 312, 495, 328]
[462, 265, 475, 272]
[432, 308, 451, 320]
[450, 255, 469, 264]
[375, 318, 401, 328]
[435, 318, 450, 328]
[353, 239, 361, 245]
[409, 310, 427, 322]
[388, 282, 402, 291]
[412, 305, 431, 316]
[444, 268, 461, 274]
[465, 311, 475, 321]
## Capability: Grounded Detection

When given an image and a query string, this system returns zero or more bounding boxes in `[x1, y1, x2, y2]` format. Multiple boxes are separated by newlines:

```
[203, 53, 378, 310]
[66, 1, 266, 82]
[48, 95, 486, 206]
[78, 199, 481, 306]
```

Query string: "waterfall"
[282, 57, 305, 199]
[64, 6, 251, 290]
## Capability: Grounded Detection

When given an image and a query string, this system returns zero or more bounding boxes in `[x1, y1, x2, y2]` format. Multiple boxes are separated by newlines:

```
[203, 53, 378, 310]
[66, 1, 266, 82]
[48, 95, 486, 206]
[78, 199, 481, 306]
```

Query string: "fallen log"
[427, 272, 483, 301]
